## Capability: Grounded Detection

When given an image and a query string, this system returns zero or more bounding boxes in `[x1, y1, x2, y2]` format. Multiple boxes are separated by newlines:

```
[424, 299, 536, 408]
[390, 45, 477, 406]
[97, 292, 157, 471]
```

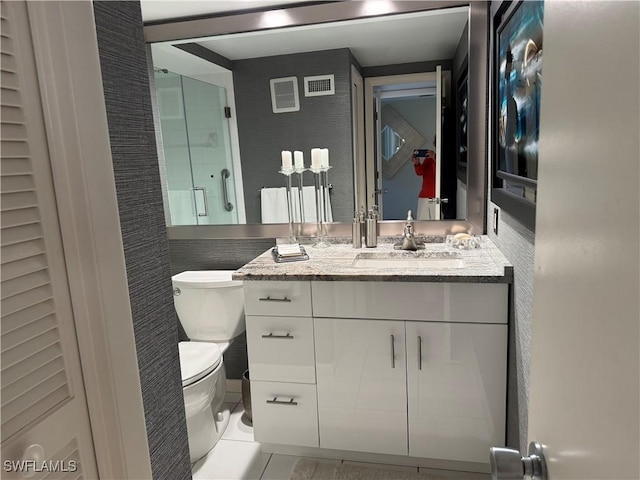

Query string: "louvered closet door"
[1, 2, 98, 478]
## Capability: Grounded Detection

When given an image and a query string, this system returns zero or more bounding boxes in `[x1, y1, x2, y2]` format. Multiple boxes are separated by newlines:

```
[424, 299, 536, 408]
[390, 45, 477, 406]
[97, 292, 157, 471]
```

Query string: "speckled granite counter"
[233, 236, 512, 283]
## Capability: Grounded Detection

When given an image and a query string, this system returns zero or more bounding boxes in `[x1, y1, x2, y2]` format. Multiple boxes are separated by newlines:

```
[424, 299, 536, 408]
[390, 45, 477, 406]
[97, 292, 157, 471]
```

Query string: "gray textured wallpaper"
[92, 2, 192, 479]
[233, 49, 355, 223]
[488, 203, 535, 452]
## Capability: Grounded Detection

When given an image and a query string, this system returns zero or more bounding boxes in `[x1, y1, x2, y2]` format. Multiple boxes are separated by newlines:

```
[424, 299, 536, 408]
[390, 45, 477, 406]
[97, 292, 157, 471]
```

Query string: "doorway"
[365, 70, 456, 221]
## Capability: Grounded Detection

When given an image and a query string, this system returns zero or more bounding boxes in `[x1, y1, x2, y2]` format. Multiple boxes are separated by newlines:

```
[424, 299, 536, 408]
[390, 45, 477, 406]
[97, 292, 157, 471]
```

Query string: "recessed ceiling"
[147, 4, 469, 69]
[193, 8, 468, 67]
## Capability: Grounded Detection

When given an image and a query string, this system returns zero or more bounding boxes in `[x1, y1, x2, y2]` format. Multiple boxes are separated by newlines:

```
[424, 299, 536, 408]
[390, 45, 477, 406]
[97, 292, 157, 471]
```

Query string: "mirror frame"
[145, 0, 489, 239]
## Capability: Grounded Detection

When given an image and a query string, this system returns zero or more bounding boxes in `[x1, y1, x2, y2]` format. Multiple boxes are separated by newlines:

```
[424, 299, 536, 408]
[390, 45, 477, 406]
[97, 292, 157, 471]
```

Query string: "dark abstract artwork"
[497, 1, 544, 184]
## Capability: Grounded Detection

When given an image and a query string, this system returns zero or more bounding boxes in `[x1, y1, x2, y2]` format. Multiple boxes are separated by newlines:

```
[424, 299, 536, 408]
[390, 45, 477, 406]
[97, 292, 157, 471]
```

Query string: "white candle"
[281, 150, 292, 170]
[294, 151, 304, 169]
[321, 148, 330, 168]
[311, 148, 322, 168]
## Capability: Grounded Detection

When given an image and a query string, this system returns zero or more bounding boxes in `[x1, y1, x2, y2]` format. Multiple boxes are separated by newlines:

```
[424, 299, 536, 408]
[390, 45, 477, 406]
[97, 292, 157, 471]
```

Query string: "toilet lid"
[178, 341, 222, 387]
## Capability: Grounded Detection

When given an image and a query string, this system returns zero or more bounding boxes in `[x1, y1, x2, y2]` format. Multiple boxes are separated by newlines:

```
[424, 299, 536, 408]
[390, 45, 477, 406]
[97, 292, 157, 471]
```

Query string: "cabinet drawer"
[244, 281, 312, 317]
[246, 315, 315, 383]
[312, 281, 508, 324]
[251, 381, 319, 447]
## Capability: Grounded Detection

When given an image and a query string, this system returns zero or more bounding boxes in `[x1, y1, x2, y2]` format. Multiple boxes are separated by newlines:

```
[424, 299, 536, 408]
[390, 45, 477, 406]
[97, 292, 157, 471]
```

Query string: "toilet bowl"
[172, 271, 245, 463]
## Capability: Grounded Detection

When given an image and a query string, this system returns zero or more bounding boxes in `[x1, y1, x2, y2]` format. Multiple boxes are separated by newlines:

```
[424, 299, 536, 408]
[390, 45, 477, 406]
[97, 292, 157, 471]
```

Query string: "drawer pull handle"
[266, 397, 298, 406]
[262, 333, 295, 340]
[390, 334, 396, 369]
[259, 296, 292, 303]
[418, 336, 423, 371]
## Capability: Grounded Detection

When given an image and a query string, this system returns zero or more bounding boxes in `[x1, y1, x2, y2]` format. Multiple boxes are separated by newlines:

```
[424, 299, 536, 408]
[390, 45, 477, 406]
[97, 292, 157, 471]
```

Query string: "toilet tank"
[172, 271, 245, 342]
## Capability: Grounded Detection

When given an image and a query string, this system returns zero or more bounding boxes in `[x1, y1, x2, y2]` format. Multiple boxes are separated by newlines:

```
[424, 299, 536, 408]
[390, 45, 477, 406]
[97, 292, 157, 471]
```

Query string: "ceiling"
[143, 3, 469, 68]
[140, 1, 319, 23]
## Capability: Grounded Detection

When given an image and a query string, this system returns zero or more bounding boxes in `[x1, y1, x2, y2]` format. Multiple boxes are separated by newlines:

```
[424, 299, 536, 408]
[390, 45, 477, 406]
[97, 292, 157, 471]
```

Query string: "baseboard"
[226, 379, 242, 393]
[259, 443, 490, 474]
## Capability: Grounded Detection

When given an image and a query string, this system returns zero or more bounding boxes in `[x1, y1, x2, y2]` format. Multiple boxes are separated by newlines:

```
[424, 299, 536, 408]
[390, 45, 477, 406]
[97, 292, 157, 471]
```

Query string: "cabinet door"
[406, 321, 507, 463]
[314, 318, 408, 455]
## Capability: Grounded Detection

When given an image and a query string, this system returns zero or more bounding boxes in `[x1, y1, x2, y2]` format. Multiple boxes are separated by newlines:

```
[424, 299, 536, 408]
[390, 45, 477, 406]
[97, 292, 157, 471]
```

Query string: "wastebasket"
[242, 370, 252, 424]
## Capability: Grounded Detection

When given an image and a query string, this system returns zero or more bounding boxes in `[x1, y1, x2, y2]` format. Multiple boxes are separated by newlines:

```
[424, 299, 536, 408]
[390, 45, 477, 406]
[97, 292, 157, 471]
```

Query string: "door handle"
[489, 442, 547, 480]
[193, 187, 208, 217]
[418, 336, 423, 370]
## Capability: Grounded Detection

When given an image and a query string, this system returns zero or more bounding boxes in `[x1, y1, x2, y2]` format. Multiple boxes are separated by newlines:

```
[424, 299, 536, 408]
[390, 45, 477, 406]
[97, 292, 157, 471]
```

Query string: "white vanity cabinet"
[314, 318, 408, 456]
[243, 279, 508, 466]
[311, 281, 508, 465]
[244, 281, 319, 447]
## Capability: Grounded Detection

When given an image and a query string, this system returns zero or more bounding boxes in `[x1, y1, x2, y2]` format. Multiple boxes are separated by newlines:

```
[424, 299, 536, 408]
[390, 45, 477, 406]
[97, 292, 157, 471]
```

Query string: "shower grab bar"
[221, 168, 234, 212]
[193, 187, 208, 217]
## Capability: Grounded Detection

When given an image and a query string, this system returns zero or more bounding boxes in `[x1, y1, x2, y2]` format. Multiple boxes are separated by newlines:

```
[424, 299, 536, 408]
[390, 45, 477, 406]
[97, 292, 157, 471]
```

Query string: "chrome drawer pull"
[266, 397, 298, 406]
[258, 296, 292, 303]
[390, 334, 396, 369]
[261, 333, 294, 340]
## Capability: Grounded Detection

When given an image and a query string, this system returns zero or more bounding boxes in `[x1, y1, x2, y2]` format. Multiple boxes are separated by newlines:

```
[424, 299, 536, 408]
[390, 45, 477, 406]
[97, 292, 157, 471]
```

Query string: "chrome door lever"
[490, 442, 547, 480]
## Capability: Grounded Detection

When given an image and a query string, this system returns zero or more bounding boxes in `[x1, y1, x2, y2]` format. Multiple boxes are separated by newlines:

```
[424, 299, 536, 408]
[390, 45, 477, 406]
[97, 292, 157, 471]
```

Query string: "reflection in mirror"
[381, 125, 406, 162]
[147, 5, 470, 227]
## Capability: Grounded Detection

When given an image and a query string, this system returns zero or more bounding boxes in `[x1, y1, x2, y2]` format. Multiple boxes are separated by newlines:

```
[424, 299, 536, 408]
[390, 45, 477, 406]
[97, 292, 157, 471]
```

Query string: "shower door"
[155, 71, 240, 225]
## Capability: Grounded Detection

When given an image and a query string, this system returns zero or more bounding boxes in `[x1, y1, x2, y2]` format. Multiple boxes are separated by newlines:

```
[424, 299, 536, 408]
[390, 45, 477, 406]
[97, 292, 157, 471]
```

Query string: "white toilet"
[171, 270, 245, 463]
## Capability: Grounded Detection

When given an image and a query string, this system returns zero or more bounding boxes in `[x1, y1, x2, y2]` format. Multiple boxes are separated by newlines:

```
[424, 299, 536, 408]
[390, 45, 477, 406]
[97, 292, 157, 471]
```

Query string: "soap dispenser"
[352, 209, 363, 248]
[365, 206, 378, 248]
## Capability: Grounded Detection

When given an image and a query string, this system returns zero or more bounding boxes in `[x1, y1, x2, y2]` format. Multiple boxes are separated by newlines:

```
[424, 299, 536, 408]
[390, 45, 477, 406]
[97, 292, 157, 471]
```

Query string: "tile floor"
[192, 392, 490, 480]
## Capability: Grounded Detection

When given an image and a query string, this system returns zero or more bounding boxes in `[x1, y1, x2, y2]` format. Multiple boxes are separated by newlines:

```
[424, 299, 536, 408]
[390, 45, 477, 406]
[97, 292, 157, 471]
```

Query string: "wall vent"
[270, 76, 300, 113]
[304, 74, 335, 97]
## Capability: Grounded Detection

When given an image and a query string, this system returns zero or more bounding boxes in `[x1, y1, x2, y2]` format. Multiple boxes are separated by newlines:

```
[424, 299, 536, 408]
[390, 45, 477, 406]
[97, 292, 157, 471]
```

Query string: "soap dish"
[271, 245, 309, 263]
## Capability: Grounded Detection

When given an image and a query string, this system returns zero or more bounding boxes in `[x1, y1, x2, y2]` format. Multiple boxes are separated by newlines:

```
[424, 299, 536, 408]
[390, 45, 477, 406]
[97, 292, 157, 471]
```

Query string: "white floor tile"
[343, 460, 418, 473]
[260, 455, 340, 480]
[192, 440, 271, 480]
[418, 467, 490, 479]
[222, 403, 255, 442]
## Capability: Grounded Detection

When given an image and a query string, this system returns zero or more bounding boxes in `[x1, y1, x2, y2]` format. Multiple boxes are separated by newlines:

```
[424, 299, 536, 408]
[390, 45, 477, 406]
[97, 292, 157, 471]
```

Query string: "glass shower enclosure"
[154, 70, 241, 225]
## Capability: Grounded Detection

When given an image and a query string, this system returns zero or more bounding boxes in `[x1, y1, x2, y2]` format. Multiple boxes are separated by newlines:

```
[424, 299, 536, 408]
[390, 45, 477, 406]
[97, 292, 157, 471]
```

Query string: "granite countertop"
[233, 236, 513, 283]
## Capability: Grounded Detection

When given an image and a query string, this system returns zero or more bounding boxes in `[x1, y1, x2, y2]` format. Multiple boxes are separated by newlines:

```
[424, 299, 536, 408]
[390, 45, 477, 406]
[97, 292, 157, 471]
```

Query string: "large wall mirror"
[143, 1, 488, 237]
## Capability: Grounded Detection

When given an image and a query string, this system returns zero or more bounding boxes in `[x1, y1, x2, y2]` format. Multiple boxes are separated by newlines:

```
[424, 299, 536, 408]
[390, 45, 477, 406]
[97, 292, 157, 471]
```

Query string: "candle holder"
[310, 165, 331, 248]
[279, 168, 297, 243]
[293, 167, 306, 229]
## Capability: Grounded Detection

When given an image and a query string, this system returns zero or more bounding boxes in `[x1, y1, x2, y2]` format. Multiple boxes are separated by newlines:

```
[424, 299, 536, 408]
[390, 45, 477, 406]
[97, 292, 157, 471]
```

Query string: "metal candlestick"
[311, 165, 331, 248]
[279, 168, 297, 243]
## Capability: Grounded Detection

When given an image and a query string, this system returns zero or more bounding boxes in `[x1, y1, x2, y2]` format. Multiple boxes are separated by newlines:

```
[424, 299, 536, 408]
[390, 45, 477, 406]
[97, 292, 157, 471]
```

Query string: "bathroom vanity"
[234, 237, 512, 472]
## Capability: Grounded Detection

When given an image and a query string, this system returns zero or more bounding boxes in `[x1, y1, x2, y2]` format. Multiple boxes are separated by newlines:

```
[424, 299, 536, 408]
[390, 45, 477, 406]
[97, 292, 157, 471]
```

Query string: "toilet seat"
[178, 341, 222, 387]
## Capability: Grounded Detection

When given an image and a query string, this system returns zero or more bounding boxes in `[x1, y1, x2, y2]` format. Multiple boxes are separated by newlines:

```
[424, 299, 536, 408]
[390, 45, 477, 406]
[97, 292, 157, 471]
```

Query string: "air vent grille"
[270, 76, 300, 113]
[304, 75, 335, 97]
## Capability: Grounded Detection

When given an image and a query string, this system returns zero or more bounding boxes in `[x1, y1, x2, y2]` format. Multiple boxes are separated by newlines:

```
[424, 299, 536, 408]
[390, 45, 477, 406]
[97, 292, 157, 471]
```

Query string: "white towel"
[168, 189, 197, 225]
[260, 186, 333, 224]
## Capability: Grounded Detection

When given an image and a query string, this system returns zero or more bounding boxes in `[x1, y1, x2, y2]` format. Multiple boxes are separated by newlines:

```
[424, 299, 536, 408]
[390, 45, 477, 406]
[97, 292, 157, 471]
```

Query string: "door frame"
[25, 3, 153, 478]
[364, 72, 440, 212]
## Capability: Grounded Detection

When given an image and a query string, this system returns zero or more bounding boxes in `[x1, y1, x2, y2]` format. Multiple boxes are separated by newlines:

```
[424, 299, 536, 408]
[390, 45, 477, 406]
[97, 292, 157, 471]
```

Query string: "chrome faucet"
[400, 210, 419, 251]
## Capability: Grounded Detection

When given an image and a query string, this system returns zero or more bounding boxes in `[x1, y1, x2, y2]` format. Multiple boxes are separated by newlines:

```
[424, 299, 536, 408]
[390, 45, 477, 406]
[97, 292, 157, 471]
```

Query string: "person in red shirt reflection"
[412, 148, 436, 220]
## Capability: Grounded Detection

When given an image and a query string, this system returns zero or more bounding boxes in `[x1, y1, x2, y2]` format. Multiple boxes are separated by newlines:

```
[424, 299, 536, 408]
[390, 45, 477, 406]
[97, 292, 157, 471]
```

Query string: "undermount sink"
[351, 252, 465, 269]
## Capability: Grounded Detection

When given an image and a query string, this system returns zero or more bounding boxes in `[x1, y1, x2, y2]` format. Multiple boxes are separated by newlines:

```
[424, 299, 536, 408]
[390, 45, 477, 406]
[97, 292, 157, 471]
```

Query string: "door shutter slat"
[1, 223, 43, 247]
[1, 172, 35, 192]
[1, 385, 68, 442]
[1, 328, 60, 367]
[1, 283, 52, 316]
[1, 253, 48, 282]
[2, 190, 38, 211]
[1, 52, 16, 71]
[0, 206, 39, 228]
[2, 355, 65, 404]
[1, 157, 32, 175]
[1, 343, 62, 385]
[1, 313, 57, 351]
[1, 268, 49, 298]
[0, 87, 20, 106]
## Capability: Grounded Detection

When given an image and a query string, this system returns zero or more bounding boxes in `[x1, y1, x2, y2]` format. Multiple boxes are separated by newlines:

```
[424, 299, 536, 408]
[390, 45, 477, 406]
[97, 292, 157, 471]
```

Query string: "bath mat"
[290, 458, 446, 480]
